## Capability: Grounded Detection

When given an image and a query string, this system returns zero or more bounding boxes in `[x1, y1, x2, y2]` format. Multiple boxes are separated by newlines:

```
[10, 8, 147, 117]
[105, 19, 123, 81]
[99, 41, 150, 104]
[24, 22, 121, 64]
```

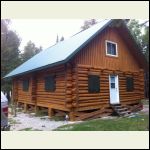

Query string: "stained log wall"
[71, 64, 144, 112]
[14, 65, 70, 111]
[35, 64, 70, 111]
[16, 74, 35, 105]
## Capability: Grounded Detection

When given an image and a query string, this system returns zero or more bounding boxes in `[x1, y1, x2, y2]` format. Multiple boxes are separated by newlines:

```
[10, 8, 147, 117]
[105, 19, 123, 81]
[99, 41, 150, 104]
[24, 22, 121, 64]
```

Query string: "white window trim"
[105, 40, 118, 57]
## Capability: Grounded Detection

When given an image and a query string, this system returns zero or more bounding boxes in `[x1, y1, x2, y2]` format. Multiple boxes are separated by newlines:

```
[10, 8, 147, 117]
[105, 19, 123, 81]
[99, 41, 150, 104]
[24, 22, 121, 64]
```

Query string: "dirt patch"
[9, 112, 76, 131]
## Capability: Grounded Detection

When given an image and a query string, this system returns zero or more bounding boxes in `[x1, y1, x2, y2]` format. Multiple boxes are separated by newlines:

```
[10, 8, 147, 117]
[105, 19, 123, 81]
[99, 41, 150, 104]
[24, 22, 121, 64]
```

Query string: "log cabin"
[5, 19, 148, 121]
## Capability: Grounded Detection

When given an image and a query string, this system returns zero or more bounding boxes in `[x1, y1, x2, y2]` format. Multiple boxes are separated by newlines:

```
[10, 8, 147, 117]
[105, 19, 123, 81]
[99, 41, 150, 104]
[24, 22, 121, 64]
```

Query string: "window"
[45, 75, 56, 92]
[88, 75, 100, 93]
[23, 79, 29, 91]
[110, 76, 115, 88]
[106, 40, 118, 56]
[126, 77, 134, 92]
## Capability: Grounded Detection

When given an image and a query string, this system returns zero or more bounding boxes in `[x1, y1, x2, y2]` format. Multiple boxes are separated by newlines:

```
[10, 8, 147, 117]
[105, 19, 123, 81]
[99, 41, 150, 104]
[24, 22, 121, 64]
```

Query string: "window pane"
[88, 75, 100, 93]
[45, 76, 56, 92]
[126, 77, 134, 92]
[111, 44, 116, 55]
[23, 79, 29, 91]
[107, 42, 117, 56]
[111, 83, 115, 88]
[107, 43, 111, 54]
[110, 76, 115, 83]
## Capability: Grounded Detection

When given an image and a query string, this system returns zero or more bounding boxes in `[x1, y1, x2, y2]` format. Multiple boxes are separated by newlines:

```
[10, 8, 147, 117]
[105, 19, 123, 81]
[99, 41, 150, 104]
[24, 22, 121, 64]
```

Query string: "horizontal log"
[65, 103, 73, 108]
[17, 96, 31, 99]
[74, 112, 87, 117]
[35, 93, 66, 96]
[37, 103, 70, 111]
[78, 88, 109, 91]
[78, 97, 100, 101]
[66, 98, 73, 102]
[76, 108, 105, 121]
[78, 70, 88, 74]
[121, 101, 141, 105]
[37, 83, 65, 87]
[78, 102, 109, 107]
[75, 104, 109, 111]
[79, 93, 109, 97]
[88, 72, 101, 76]
[78, 84, 109, 88]
[79, 100, 109, 104]
[119, 93, 140, 96]
[91, 112, 112, 120]
[37, 100, 65, 104]
[66, 83, 72, 87]
[36, 95, 65, 99]
[17, 101, 35, 105]
[77, 69, 89, 72]
[37, 89, 65, 92]
[36, 97, 65, 101]
[78, 77, 89, 81]
[120, 97, 141, 101]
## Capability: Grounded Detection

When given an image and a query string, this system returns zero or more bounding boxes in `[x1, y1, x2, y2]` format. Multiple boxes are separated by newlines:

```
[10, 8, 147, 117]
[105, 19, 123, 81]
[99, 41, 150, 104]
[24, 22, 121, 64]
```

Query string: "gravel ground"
[8, 104, 149, 131]
[9, 113, 78, 131]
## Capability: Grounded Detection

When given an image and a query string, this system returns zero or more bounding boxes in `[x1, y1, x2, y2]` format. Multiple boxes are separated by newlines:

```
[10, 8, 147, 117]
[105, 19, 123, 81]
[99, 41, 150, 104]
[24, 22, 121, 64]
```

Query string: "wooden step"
[115, 108, 128, 111]
[119, 111, 131, 115]
[112, 104, 121, 106]
[111, 104, 131, 117]
[112, 105, 123, 109]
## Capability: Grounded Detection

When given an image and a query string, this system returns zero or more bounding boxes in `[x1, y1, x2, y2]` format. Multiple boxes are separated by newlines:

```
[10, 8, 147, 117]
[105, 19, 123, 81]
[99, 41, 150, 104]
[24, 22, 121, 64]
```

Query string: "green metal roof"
[5, 19, 112, 78]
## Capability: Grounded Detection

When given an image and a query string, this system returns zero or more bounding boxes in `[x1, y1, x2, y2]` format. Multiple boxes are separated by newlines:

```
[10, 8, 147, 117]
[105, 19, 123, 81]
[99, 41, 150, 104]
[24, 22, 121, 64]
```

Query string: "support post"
[48, 108, 54, 118]
[24, 103, 27, 113]
[69, 111, 75, 121]
[35, 105, 39, 114]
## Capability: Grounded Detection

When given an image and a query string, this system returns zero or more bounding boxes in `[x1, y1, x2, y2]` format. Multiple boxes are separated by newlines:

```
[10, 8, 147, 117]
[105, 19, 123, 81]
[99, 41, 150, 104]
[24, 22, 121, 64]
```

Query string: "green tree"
[141, 24, 149, 62]
[127, 20, 143, 47]
[81, 19, 97, 30]
[1, 19, 21, 94]
[21, 41, 42, 62]
[127, 19, 149, 62]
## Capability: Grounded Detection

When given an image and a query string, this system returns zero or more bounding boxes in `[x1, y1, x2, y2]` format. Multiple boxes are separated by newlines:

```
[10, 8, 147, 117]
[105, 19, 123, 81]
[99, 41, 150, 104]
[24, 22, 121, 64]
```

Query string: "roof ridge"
[70, 19, 109, 37]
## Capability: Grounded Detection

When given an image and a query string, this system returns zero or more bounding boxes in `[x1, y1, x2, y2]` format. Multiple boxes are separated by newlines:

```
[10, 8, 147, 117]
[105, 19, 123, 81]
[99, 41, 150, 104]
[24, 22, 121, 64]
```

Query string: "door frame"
[109, 74, 120, 104]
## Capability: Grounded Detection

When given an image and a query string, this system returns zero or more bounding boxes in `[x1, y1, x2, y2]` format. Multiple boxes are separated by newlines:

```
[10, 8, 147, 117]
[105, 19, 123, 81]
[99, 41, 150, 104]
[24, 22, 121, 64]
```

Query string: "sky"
[9, 19, 86, 51]
[9, 19, 148, 51]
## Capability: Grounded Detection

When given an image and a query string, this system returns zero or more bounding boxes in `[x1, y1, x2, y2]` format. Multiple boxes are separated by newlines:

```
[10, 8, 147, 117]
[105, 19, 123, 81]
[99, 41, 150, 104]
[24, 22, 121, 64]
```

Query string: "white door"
[109, 75, 120, 104]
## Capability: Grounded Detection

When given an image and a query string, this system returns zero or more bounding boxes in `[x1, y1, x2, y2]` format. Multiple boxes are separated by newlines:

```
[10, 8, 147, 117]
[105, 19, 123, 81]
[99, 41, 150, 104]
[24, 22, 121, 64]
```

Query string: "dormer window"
[106, 40, 118, 57]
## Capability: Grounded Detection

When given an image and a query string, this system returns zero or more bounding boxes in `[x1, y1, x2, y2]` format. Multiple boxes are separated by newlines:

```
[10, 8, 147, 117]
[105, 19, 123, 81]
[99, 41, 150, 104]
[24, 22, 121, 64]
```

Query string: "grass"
[141, 99, 149, 105]
[19, 128, 42, 131]
[19, 127, 33, 131]
[50, 116, 65, 121]
[54, 113, 149, 131]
